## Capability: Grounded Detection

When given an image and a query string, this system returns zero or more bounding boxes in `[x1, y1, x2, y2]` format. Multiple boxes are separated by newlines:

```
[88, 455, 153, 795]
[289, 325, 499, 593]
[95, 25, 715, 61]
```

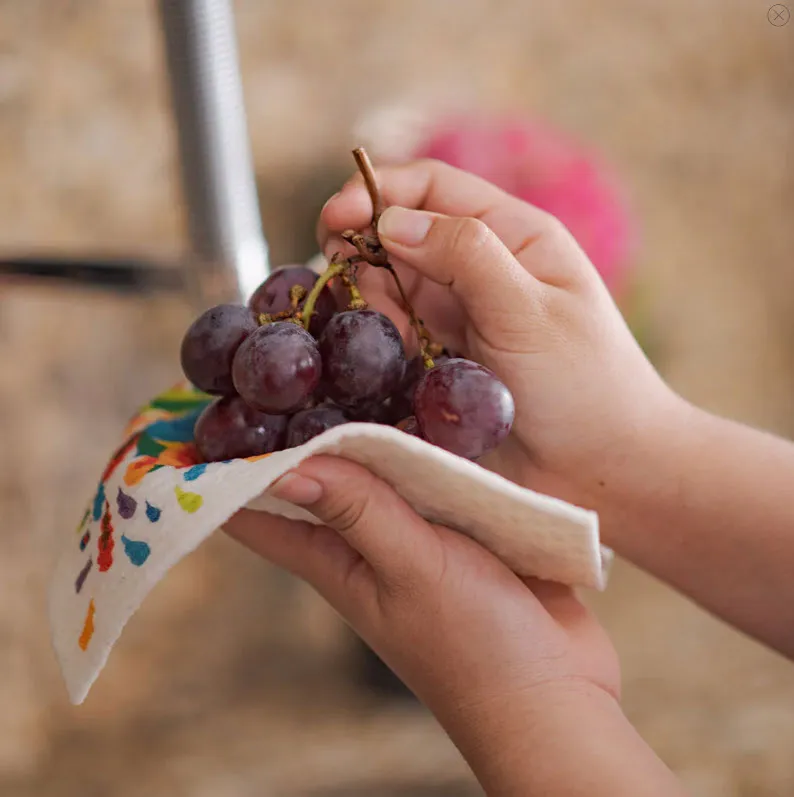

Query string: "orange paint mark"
[157, 442, 200, 468]
[124, 456, 159, 486]
[78, 599, 96, 651]
[123, 409, 172, 438]
[245, 452, 274, 463]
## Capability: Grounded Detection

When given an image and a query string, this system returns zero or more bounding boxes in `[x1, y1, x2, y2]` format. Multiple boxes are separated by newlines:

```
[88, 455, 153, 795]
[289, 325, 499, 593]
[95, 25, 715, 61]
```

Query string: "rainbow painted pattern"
[71, 383, 270, 651]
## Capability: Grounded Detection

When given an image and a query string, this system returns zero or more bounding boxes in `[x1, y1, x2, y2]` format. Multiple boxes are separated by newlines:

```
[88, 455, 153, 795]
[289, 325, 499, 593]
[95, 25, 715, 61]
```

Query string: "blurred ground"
[1, 1, 793, 795]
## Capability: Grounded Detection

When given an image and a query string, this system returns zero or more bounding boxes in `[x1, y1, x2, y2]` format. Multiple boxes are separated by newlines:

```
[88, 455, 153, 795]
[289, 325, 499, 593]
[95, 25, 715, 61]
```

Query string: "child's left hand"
[224, 455, 630, 792]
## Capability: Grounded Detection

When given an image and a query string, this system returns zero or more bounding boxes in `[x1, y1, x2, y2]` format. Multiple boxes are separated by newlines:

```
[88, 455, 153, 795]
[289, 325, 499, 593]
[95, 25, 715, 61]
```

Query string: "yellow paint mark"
[175, 485, 203, 513]
[78, 599, 96, 651]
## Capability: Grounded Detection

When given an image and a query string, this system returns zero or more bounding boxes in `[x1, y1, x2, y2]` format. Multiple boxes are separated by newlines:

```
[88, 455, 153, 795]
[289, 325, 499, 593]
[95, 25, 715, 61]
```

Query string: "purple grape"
[347, 399, 398, 426]
[232, 321, 321, 414]
[389, 355, 426, 422]
[180, 304, 258, 395]
[249, 266, 337, 337]
[318, 310, 406, 408]
[285, 405, 351, 448]
[389, 353, 452, 423]
[195, 395, 287, 462]
[414, 358, 514, 460]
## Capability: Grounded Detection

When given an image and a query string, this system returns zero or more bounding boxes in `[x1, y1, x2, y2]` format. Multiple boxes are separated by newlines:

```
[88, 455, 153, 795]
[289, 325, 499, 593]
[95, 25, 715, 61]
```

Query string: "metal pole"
[157, 0, 270, 307]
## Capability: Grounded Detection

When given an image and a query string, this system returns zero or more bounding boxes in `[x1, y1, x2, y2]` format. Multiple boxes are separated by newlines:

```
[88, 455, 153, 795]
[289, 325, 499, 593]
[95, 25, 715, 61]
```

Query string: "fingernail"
[268, 472, 323, 506]
[378, 206, 433, 246]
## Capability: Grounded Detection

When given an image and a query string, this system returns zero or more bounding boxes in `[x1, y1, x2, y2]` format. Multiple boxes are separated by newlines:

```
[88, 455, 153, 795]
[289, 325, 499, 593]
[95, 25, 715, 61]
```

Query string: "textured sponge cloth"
[49, 384, 608, 706]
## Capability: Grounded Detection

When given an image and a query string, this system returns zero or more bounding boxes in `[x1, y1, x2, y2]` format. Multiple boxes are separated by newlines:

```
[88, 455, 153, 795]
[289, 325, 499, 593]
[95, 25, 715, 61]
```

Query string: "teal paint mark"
[121, 535, 151, 566]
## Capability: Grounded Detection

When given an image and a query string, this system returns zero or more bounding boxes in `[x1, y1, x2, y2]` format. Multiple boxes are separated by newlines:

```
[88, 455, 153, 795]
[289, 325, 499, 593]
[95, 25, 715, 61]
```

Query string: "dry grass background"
[1, 1, 793, 795]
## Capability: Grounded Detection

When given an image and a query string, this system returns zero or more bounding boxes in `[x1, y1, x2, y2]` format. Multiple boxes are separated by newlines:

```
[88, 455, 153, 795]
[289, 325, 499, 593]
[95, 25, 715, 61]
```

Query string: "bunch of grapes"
[180, 149, 515, 466]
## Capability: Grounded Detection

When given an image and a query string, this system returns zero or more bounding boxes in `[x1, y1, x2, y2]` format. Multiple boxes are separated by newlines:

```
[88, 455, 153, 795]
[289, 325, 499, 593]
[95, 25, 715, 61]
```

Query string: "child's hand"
[225, 458, 682, 795]
[323, 158, 794, 662]
[319, 159, 683, 520]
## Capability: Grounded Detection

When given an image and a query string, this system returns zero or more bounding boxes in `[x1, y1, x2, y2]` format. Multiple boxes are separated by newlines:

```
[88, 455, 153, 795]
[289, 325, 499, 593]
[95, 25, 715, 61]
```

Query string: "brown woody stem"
[342, 229, 388, 265]
[351, 147, 434, 367]
[386, 264, 435, 369]
[353, 147, 385, 226]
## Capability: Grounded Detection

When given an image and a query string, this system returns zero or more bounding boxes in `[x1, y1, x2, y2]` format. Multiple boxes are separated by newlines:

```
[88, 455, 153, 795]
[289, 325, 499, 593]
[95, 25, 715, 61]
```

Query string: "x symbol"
[768, 4, 790, 25]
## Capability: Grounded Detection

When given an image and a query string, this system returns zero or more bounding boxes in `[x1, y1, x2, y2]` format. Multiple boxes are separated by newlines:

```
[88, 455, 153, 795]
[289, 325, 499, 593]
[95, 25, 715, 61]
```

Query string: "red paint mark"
[101, 435, 139, 482]
[78, 599, 95, 651]
[97, 500, 115, 572]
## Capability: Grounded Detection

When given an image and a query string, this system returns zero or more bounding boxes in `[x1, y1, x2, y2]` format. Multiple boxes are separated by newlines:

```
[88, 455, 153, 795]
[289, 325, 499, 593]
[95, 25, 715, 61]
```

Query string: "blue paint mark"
[75, 558, 92, 593]
[183, 463, 207, 481]
[92, 483, 106, 521]
[116, 487, 137, 519]
[79, 531, 91, 551]
[145, 501, 162, 523]
[145, 409, 203, 443]
[121, 535, 151, 566]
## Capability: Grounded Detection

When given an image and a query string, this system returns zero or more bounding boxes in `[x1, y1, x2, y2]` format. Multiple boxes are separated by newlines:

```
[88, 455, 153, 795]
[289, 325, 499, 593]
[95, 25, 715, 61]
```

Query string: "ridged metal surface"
[157, 0, 269, 307]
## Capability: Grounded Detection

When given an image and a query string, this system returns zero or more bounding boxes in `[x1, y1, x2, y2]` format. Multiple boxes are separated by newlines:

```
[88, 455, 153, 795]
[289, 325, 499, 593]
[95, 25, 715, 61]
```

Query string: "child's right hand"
[319, 159, 683, 519]
[322, 159, 794, 661]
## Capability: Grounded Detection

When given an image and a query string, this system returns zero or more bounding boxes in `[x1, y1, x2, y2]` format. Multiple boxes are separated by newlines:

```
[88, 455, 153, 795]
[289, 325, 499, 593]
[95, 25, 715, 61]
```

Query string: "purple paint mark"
[75, 558, 93, 593]
[117, 487, 137, 519]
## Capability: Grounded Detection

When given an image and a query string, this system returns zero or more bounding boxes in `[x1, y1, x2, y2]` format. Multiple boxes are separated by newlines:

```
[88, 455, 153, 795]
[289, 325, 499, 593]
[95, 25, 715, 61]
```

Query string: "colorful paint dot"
[245, 453, 274, 463]
[183, 463, 207, 481]
[145, 409, 203, 443]
[174, 485, 203, 513]
[97, 500, 115, 572]
[76, 506, 90, 535]
[75, 558, 92, 593]
[121, 535, 151, 566]
[78, 599, 96, 651]
[92, 483, 106, 521]
[116, 487, 137, 519]
[145, 501, 162, 523]
[79, 531, 91, 551]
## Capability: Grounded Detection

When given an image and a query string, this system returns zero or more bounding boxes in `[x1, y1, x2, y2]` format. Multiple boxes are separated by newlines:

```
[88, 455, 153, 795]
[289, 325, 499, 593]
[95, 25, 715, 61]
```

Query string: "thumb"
[377, 206, 544, 347]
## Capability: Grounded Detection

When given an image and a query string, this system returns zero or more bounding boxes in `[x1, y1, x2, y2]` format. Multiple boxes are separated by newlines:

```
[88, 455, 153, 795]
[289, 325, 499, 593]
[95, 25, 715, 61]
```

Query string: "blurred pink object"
[413, 117, 636, 296]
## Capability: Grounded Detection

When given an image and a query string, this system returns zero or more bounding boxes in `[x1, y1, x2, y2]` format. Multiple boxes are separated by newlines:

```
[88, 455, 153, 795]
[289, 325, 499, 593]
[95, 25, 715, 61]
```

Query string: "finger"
[267, 455, 443, 592]
[375, 207, 544, 352]
[223, 510, 369, 611]
[317, 159, 575, 284]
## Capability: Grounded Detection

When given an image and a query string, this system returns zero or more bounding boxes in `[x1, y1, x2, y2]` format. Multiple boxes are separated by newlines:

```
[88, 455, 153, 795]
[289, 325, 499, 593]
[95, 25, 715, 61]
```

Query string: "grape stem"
[349, 147, 435, 369]
[353, 147, 385, 225]
[289, 284, 307, 308]
[342, 229, 388, 265]
[300, 258, 347, 331]
[340, 269, 367, 310]
[386, 264, 434, 369]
